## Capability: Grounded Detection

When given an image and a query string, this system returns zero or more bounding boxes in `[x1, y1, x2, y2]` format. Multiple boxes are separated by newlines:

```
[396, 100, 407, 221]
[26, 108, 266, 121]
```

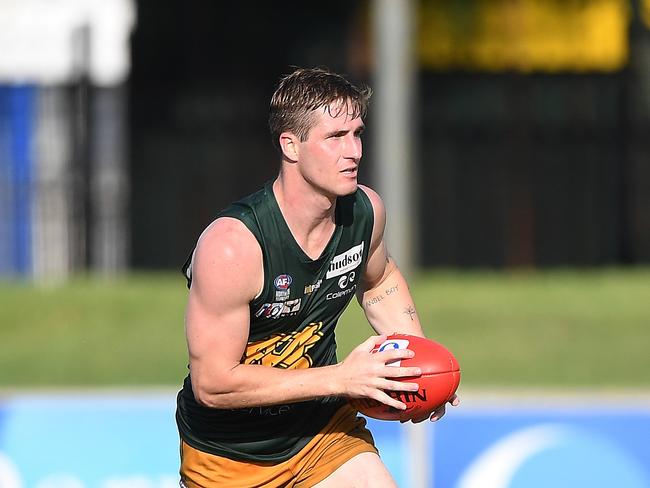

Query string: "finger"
[382, 366, 422, 379]
[429, 404, 447, 422]
[361, 335, 386, 352]
[376, 347, 415, 362]
[372, 391, 408, 412]
[380, 379, 420, 392]
[449, 394, 460, 406]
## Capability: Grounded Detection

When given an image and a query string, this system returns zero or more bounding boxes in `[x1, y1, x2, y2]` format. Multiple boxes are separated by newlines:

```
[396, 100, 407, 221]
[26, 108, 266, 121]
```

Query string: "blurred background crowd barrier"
[0, 0, 134, 281]
[1, 392, 649, 487]
[1, 0, 650, 282]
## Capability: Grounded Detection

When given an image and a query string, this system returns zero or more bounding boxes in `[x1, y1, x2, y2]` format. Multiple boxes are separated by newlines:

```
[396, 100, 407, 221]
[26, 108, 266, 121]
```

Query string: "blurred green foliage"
[1, 269, 648, 388]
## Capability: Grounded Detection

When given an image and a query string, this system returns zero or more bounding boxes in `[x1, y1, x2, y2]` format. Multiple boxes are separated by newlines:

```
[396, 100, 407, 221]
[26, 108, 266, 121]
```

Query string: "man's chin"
[319, 181, 358, 200]
[338, 181, 358, 196]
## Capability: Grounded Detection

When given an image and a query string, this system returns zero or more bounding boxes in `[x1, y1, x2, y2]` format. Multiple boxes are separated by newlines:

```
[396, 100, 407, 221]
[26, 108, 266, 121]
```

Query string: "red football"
[350, 334, 461, 421]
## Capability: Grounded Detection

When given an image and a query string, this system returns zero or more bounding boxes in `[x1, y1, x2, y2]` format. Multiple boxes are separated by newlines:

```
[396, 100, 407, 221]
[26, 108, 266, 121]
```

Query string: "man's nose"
[344, 134, 362, 160]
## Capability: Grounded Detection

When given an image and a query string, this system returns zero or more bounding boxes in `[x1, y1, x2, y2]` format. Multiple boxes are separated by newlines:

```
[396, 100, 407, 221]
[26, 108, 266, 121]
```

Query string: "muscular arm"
[185, 217, 420, 411]
[357, 186, 425, 337]
[357, 186, 460, 422]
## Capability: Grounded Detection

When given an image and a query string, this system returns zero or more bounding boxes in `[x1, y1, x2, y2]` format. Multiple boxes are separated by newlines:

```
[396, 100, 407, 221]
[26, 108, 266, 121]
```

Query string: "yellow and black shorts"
[180, 404, 377, 488]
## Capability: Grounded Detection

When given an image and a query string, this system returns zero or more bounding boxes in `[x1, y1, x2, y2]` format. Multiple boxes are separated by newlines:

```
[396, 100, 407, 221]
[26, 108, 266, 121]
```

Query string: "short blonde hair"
[269, 67, 371, 151]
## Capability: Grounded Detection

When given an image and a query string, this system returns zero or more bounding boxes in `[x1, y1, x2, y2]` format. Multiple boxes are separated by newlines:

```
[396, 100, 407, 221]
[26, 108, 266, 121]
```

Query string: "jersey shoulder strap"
[181, 183, 375, 288]
[181, 185, 270, 288]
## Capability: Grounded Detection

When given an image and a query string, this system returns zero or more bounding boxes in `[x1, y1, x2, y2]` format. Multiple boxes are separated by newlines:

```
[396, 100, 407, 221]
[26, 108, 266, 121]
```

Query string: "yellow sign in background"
[417, 0, 630, 72]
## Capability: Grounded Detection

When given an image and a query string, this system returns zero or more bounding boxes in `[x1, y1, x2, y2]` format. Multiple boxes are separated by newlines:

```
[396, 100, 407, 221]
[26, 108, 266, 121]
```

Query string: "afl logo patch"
[274, 274, 293, 290]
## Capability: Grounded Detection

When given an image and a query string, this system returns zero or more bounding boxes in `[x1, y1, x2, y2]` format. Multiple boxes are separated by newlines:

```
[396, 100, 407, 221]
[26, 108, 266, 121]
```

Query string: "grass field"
[1, 268, 649, 388]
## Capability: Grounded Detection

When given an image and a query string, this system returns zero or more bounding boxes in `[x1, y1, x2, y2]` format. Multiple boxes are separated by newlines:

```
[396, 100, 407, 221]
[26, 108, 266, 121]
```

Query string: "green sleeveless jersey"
[176, 181, 374, 463]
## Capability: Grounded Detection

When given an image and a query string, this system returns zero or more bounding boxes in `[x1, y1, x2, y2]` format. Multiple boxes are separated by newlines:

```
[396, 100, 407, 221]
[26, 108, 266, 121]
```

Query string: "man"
[176, 67, 459, 487]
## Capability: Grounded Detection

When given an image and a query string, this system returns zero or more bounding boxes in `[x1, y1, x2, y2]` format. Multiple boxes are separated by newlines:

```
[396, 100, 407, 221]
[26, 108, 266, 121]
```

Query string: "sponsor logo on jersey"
[255, 302, 283, 319]
[326, 242, 364, 279]
[326, 271, 357, 300]
[255, 298, 301, 319]
[337, 271, 356, 289]
[304, 279, 322, 295]
[240, 404, 292, 416]
[326, 284, 357, 301]
[275, 289, 290, 301]
[274, 274, 292, 290]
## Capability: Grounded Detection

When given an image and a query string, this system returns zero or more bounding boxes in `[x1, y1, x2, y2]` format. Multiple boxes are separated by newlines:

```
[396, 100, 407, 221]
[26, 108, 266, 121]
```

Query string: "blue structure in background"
[0, 85, 35, 277]
[0, 395, 649, 487]
[0, 395, 179, 487]
[433, 407, 650, 488]
[365, 419, 410, 485]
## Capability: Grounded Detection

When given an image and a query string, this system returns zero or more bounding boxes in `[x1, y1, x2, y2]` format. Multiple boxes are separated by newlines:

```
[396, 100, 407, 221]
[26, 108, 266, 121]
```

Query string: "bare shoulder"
[196, 217, 259, 256]
[191, 217, 263, 301]
[357, 185, 386, 239]
[358, 184, 385, 214]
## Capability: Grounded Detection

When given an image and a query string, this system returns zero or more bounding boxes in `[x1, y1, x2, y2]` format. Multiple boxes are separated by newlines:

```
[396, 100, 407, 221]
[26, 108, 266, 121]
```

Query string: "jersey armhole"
[182, 216, 266, 300]
[356, 186, 376, 239]
[235, 217, 267, 302]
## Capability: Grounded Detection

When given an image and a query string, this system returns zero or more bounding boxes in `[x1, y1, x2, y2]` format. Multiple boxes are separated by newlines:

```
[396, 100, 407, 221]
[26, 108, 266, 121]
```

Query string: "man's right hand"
[335, 335, 422, 411]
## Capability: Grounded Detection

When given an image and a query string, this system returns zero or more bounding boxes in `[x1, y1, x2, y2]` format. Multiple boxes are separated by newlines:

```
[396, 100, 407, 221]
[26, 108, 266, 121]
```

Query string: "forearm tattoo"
[385, 284, 399, 295]
[404, 305, 417, 321]
[365, 295, 384, 307]
[365, 283, 400, 308]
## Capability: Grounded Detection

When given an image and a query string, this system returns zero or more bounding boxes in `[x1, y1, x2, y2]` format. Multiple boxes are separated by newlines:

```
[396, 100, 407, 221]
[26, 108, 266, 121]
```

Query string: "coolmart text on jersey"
[325, 242, 365, 279]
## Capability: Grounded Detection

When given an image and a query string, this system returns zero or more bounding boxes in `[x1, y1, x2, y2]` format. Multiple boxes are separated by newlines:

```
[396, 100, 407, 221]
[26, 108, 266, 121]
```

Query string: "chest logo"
[337, 271, 356, 289]
[273, 274, 292, 301]
[243, 322, 324, 369]
[274, 274, 292, 290]
[255, 298, 301, 319]
[304, 279, 322, 295]
[326, 242, 364, 279]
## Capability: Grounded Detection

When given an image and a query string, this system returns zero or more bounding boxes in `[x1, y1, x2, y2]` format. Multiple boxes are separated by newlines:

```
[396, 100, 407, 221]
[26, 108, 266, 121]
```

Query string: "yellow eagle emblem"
[243, 322, 324, 369]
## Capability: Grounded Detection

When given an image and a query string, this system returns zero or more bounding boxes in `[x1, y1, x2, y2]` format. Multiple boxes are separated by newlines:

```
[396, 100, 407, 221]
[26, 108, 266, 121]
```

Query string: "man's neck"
[272, 174, 337, 259]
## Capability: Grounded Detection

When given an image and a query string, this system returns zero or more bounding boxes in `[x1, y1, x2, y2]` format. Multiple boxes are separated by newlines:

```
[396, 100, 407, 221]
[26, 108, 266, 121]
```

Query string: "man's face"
[296, 100, 365, 198]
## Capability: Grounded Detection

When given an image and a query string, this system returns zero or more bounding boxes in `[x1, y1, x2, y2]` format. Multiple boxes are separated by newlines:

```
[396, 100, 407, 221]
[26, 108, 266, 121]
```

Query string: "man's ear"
[279, 132, 299, 162]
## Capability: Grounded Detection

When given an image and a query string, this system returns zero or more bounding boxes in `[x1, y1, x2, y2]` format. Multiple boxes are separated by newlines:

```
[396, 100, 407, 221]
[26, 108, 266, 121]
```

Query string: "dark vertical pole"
[90, 84, 129, 274]
[622, 0, 650, 263]
[70, 25, 91, 272]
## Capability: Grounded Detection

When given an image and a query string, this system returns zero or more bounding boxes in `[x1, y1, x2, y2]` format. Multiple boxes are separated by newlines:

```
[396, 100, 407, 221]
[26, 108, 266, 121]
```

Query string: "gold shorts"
[180, 404, 377, 488]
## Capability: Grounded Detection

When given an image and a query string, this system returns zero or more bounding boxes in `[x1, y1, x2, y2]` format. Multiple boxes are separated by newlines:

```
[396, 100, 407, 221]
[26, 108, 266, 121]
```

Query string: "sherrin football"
[350, 334, 461, 421]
